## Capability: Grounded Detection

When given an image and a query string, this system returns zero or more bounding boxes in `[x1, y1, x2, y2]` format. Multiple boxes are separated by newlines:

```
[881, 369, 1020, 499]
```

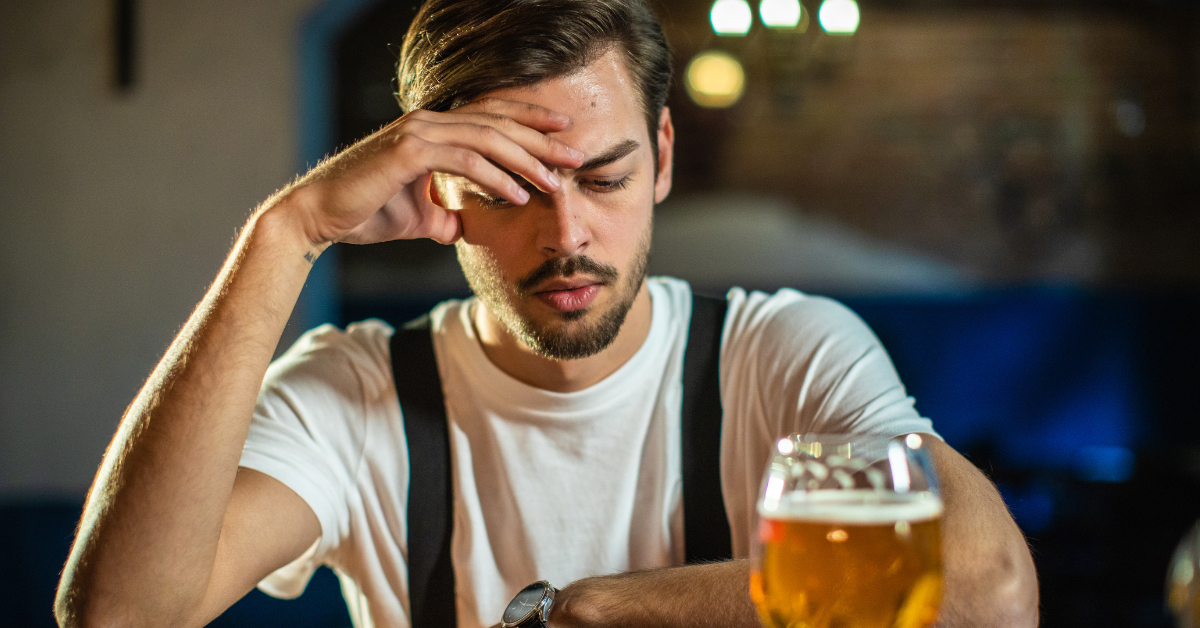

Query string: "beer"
[750, 490, 944, 628]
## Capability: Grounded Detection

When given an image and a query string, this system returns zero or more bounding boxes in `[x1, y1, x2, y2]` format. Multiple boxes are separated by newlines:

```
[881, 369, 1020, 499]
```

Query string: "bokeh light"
[685, 50, 746, 109]
[710, 0, 753, 36]
[759, 0, 803, 29]
[818, 0, 860, 34]
[1114, 99, 1146, 138]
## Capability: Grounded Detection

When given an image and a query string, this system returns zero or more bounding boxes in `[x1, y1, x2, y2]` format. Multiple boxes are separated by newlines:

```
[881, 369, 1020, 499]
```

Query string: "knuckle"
[475, 124, 503, 144]
[389, 120, 417, 141]
[457, 150, 483, 170]
[405, 109, 432, 123]
[393, 133, 422, 153]
[482, 112, 510, 128]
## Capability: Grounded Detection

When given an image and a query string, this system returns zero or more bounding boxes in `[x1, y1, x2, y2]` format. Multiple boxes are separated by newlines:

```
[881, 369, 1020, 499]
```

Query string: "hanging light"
[759, 0, 803, 29]
[818, 0, 859, 34]
[710, 0, 753, 36]
[685, 50, 746, 109]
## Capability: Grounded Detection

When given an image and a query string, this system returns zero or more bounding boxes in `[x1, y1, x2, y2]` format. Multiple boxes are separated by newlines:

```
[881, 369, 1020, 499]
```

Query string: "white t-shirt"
[239, 277, 935, 628]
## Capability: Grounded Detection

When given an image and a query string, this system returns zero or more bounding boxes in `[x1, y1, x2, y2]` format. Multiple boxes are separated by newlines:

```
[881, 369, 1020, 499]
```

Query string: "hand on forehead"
[491, 50, 648, 156]
[433, 50, 652, 208]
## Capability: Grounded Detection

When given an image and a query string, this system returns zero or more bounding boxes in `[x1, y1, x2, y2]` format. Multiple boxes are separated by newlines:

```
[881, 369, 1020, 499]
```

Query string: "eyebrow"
[577, 139, 640, 172]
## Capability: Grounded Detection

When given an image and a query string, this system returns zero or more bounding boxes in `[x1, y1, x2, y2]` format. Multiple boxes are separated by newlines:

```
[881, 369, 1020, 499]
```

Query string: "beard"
[456, 226, 651, 361]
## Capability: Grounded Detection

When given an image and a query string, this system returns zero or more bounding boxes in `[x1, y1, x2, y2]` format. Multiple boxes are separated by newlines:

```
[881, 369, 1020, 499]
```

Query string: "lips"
[535, 283, 601, 312]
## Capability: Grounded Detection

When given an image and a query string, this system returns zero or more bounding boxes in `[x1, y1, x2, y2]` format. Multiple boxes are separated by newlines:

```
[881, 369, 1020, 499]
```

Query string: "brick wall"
[663, 6, 1200, 285]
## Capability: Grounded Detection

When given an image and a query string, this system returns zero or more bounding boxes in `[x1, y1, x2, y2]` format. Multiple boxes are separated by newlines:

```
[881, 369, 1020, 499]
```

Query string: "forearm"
[55, 199, 324, 628]
[550, 560, 759, 628]
[931, 441, 1039, 627]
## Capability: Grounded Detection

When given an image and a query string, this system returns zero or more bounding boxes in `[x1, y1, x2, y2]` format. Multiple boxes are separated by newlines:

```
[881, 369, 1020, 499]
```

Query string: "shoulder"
[647, 276, 693, 314]
[290, 319, 395, 359]
[718, 287, 934, 437]
[723, 287, 877, 354]
[646, 279, 878, 356]
[262, 319, 397, 405]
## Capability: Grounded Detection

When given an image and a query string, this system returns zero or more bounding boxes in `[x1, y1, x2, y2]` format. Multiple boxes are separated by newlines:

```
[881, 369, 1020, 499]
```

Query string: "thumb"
[427, 207, 462, 245]
[417, 173, 462, 244]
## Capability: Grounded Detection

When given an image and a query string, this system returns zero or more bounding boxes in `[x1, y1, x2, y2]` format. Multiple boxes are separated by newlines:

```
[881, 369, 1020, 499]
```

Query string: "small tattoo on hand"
[304, 251, 317, 264]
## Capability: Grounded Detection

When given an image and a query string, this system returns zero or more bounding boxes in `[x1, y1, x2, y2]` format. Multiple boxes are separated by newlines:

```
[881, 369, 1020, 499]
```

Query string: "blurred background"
[2, 0, 1199, 626]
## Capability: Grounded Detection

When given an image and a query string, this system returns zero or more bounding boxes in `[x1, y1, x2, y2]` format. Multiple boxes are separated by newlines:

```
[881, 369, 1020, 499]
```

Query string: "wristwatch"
[500, 580, 558, 628]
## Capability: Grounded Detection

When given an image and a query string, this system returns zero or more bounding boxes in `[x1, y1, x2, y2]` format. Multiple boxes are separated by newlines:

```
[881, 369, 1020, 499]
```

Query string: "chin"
[517, 296, 633, 361]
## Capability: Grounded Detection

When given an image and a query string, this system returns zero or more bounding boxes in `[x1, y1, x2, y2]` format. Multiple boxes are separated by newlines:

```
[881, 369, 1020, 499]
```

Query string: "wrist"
[546, 580, 603, 628]
[253, 193, 333, 262]
[502, 581, 560, 628]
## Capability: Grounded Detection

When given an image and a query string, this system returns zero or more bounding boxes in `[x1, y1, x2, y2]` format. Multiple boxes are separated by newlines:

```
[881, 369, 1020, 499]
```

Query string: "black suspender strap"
[681, 294, 733, 563]
[391, 315, 457, 628]
[392, 292, 730, 628]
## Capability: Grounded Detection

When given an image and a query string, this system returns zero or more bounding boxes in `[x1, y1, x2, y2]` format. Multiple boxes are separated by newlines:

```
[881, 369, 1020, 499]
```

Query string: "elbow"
[56, 565, 92, 628]
[55, 595, 169, 628]
[55, 552, 209, 628]
[942, 542, 1040, 628]
[54, 581, 124, 628]
[987, 551, 1040, 628]
[54, 584, 100, 628]
[54, 578, 173, 628]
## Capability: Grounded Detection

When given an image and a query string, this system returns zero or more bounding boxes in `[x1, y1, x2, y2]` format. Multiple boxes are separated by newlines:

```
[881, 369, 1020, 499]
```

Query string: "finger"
[452, 101, 585, 168]
[405, 109, 583, 173]
[454, 97, 573, 133]
[408, 138, 532, 206]
[426, 205, 462, 245]
[441, 120, 564, 193]
[467, 111, 585, 169]
[417, 173, 462, 244]
[405, 118, 573, 193]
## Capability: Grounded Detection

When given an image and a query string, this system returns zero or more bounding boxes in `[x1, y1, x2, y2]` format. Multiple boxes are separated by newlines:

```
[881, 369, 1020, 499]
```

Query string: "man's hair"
[397, 0, 672, 150]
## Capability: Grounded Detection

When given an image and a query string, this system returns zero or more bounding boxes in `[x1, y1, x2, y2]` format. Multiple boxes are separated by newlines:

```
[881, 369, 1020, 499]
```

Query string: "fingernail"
[516, 187, 530, 203]
[549, 111, 570, 124]
[567, 147, 584, 161]
[546, 170, 561, 188]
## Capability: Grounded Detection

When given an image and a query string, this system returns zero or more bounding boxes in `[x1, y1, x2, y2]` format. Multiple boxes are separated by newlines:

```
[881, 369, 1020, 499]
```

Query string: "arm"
[545, 441, 1037, 628]
[926, 438, 1040, 628]
[54, 206, 329, 628]
[550, 560, 760, 628]
[55, 100, 582, 628]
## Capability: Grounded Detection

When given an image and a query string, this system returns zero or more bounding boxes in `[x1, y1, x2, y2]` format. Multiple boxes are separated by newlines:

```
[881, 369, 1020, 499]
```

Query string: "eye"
[587, 175, 632, 192]
[474, 180, 536, 208]
[476, 193, 513, 208]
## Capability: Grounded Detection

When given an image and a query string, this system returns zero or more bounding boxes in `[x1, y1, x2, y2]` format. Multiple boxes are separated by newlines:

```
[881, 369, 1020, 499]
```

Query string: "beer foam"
[758, 489, 943, 523]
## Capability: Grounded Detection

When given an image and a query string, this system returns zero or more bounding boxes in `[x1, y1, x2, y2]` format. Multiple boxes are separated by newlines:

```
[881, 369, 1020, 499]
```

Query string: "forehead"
[486, 49, 648, 154]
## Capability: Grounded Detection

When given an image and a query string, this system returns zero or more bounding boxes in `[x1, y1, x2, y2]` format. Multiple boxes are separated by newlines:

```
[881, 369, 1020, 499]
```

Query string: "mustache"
[517, 255, 620, 294]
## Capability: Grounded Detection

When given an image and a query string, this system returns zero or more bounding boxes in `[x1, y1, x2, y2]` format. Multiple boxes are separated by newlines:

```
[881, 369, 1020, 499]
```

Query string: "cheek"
[457, 209, 533, 281]
[457, 207, 519, 248]
[456, 239, 508, 287]
[594, 194, 653, 253]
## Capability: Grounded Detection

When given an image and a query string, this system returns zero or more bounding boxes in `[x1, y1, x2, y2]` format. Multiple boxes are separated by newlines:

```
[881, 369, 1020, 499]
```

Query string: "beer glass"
[1167, 519, 1200, 628]
[750, 433, 944, 628]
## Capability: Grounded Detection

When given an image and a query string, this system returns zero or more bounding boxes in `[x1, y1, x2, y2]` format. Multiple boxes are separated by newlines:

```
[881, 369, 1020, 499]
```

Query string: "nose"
[534, 191, 591, 257]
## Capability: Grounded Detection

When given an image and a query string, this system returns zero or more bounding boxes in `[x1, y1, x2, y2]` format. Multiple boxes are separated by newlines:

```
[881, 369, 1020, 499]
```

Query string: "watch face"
[503, 582, 546, 625]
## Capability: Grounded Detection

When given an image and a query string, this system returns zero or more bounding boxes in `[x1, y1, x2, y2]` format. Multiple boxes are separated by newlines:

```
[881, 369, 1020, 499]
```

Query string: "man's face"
[436, 49, 673, 360]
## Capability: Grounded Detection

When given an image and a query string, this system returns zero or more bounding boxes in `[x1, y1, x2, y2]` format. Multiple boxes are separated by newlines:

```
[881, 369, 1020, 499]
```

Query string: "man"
[55, 0, 1038, 627]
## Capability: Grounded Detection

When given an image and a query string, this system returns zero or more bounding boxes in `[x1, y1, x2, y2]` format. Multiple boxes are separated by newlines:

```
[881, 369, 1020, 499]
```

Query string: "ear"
[653, 107, 674, 204]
